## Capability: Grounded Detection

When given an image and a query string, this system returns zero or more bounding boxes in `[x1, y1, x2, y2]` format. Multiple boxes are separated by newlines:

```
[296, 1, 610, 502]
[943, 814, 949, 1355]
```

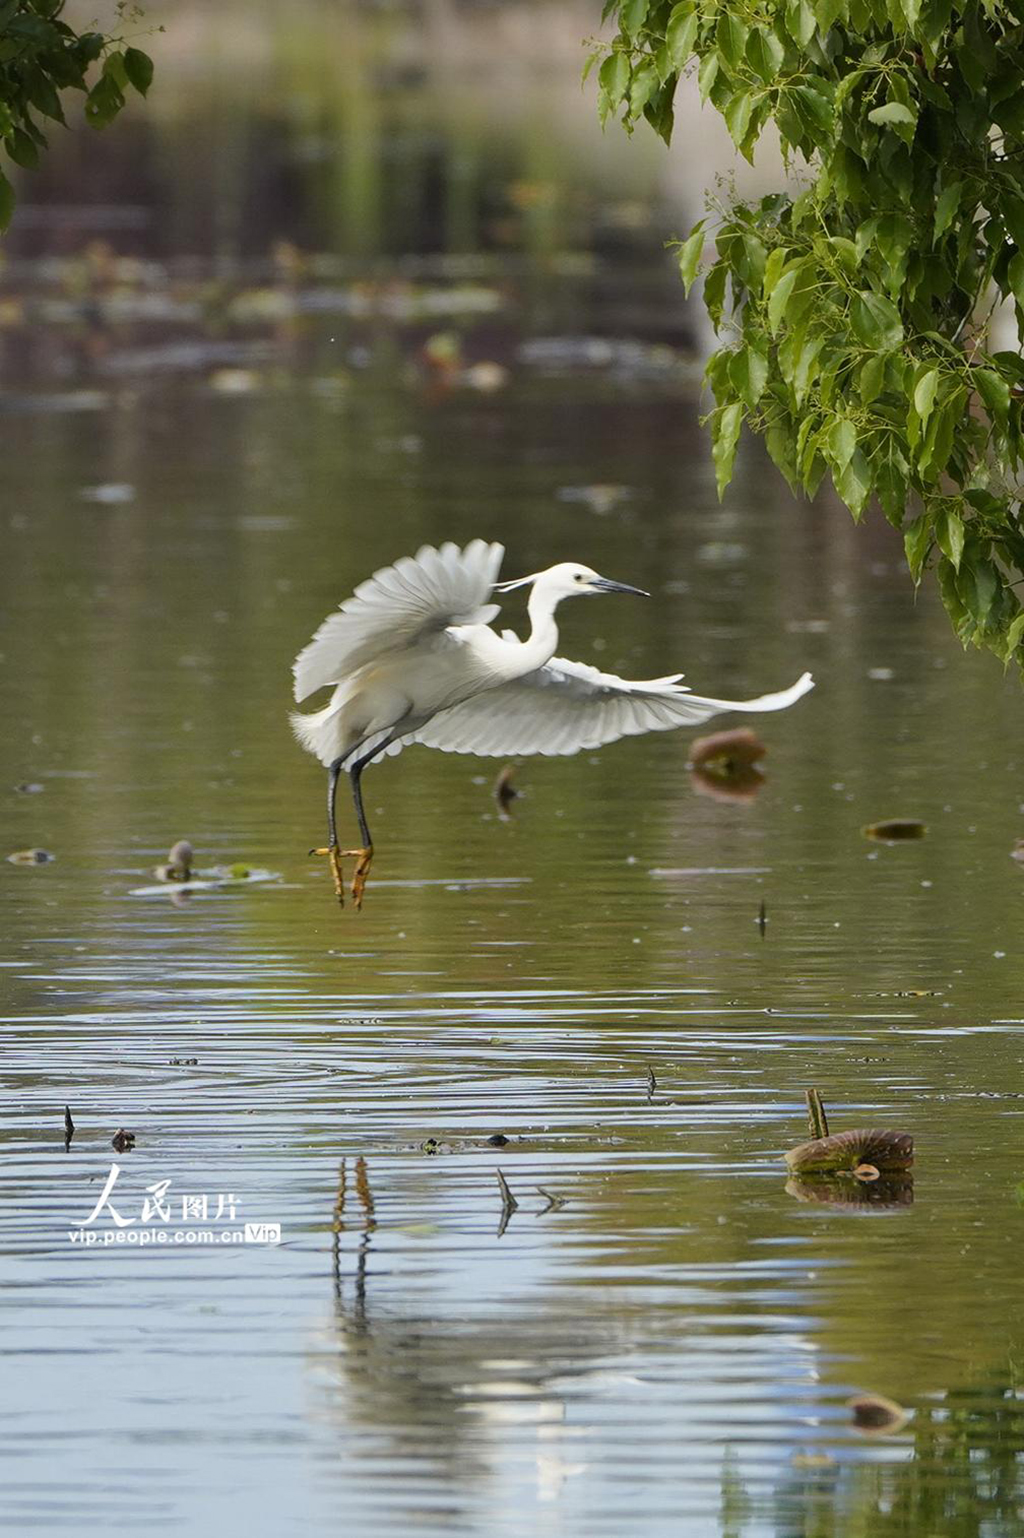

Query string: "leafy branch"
[0, 0, 155, 230]
[592, 0, 1024, 666]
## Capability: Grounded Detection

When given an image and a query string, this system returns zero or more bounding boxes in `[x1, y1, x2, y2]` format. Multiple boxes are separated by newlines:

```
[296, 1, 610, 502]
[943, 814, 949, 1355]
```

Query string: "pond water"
[3, 12, 1024, 1536]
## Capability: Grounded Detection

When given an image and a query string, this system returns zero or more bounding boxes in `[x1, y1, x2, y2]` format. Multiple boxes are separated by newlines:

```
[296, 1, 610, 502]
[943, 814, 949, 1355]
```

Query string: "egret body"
[291, 541, 813, 906]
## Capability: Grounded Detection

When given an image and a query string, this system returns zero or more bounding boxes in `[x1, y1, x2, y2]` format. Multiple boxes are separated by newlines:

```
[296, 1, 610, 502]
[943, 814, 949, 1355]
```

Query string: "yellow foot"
[309, 844, 346, 905]
[340, 844, 373, 910]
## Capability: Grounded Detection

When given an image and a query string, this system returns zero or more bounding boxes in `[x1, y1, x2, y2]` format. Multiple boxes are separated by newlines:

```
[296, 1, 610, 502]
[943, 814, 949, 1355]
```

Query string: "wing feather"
[399, 657, 813, 758]
[292, 540, 504, 702]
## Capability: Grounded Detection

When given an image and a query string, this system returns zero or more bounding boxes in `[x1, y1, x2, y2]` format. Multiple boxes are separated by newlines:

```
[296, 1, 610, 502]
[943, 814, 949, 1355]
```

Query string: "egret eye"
[574, 572, 585, 582]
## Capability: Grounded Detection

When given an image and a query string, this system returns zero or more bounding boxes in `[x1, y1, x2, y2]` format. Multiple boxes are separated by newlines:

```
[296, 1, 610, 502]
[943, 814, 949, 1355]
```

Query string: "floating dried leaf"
[112, 1128, 136, 1152]
[689, 727, 767, 774]
[863, 819, 927, 841]
[784, 1128, 914, 1174]
[7, 847, 54, 864]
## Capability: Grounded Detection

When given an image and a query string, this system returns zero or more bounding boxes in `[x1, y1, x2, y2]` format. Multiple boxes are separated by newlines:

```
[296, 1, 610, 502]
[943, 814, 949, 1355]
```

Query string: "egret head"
[496, 562, 648, 602]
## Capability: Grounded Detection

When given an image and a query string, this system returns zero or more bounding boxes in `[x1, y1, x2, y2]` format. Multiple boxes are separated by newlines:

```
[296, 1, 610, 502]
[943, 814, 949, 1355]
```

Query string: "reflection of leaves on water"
[760, 1369, 1024, 1535]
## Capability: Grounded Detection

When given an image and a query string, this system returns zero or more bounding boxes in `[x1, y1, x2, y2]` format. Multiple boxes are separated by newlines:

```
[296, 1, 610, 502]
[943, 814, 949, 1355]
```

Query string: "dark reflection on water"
[3, 18, 1024, 1534]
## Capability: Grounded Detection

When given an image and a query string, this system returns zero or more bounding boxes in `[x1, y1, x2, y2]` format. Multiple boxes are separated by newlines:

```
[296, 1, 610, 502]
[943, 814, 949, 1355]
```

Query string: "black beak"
[590, 577, 649, 597]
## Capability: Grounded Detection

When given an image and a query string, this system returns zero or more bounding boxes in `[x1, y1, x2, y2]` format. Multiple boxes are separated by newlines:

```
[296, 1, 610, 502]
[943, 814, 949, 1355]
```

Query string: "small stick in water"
[496, 1168, 518, 1236]
[64, 1105, 75, 1152]
[805, 1088, 830, 1140]
[758, 899, 767, 938]
[646, 1065, 657, 1102]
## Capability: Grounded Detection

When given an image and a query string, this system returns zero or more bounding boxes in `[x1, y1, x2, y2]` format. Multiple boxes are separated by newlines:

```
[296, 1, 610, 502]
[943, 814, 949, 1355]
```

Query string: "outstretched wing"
[293, 540, 505, 703]
[395, 657, 813, 758]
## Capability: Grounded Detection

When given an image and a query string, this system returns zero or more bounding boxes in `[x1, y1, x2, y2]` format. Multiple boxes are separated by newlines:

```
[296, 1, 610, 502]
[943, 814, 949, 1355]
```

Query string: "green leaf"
[85, 73, 125, 129]
[868, 101, 917, 129]
[746, 27, 785, 82]
[1005, 611, 1024, 659]
[904, 512, 932, 580]
[598, 52, 630, 123]
[785, 0, 817, 45]
[859, 353, 886, 405]
[724, 90, 753, 149]
[6, 127, 38, 169]
[934, 506, 965, 571]
[619, 0, 650, 37]
[103, 50, 128, 90]
[934, 181, 962, 239]
[729, 342, 769, 408]
[958, 553, 1000, 631]
[124, 48, 154, 98]
[629, 61, 660, 116]
[851, 290, 904, 349]
[676, 223, 705, 296]
[697, 51, 719, 103]
[716, 13, 750, 68]
[768, 265, 800, 333]
[913, 367, 939, 424]
[828, 417, 857, 475]
[666, 3, 699, 67]
[975, 367, 1011, 423]
[712, 401, 744, 499]
[836, 446, 872, 519]
[0, 169, 14, 232]
[703, 261, 727, 327]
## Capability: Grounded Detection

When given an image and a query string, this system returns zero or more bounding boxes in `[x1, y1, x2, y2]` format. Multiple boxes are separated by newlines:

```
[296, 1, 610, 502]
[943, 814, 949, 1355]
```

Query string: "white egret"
[291, 540, 813, 907]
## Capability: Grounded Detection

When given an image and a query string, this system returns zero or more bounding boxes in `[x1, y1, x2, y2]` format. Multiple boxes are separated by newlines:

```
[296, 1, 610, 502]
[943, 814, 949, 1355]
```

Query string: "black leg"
[349, 752, 376, 851]
[326, 757, 344, 849]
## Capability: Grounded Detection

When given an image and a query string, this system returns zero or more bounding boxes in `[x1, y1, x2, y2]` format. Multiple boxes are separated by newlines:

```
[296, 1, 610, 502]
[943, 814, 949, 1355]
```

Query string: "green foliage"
[0, 2, 154, 229]
[592, 0, 1024, 667]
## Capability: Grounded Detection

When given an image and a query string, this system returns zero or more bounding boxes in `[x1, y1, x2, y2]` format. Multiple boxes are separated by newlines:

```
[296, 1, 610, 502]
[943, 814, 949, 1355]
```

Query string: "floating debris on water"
[1011, 839, 1024, 863]
[485, 1133, 510, 1147]
[493, 765, 520, 818]
[785, 1087, 914, 1177]
[169, 1057, 198, 1066]
[537, 1187, 567, 1214]
[79, 482, 135, 504]
[112, 1129, 135, 1152]
[863, 819, 927, 842]
[131, 866, 279, 898]
[689, 727, 767, 775]
[64, 1105, 75, 1152]
[154, 839, 194, 883]
[786, 1128, 914, 1175]
[556, 484, 631, 516]
[847, 1393, 910, 1435]
[7, 848, 54, 865]
[13, 782, 44, 794]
